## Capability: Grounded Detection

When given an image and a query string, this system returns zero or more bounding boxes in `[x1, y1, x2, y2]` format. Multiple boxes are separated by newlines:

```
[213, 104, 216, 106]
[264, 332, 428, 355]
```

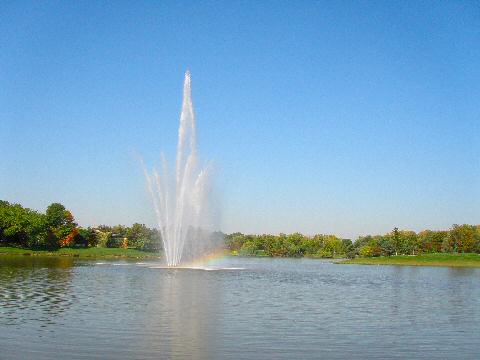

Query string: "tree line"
[225, 225, 480, 258]
[0, 200, 161, 251]
[1, 200, 479, 258]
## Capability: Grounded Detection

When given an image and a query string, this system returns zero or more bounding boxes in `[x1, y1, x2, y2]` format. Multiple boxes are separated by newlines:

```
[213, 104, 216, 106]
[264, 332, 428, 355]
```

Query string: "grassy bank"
[340, 253, 480, 267]
[0, 246, 160, 259]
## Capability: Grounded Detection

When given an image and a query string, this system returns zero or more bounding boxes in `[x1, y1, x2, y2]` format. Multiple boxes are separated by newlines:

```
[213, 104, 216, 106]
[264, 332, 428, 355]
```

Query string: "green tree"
[46, 203, 77, 247]
[359, 245, 374, 257]
[300, 236, 322, 256]
[240, 240, 256, 255]
[96, 229, 113, 248]
[77, 227, 97, 247]
[392, 227, 401, 256]
[400, 230, 419, 255]
[0, 202, 53, 248]
[225, 232, 246, 251]
[317, 235, 343, 258]
[444, 224, 476, 253]
[126, 223, 160, 250]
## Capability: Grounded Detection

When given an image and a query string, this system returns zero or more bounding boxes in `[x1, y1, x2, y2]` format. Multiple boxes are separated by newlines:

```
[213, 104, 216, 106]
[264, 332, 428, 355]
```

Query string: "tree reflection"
[0, 256, 75, 326]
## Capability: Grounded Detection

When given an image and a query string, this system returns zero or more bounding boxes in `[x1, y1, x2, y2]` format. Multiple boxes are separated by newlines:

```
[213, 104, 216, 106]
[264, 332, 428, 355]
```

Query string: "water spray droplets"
[144, 71, 213, 267]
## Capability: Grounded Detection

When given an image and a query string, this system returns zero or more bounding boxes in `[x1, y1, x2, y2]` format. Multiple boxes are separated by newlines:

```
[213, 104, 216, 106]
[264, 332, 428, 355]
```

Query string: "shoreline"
[1, 247, 479, 267]
[339, 253, 480, 268]
[0, 247, 160, 260]
[230, 252, 480, 268]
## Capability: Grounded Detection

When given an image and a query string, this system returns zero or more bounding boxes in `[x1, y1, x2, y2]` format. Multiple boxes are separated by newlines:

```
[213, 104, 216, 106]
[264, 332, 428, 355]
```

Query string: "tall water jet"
[144, 71, 215, 266]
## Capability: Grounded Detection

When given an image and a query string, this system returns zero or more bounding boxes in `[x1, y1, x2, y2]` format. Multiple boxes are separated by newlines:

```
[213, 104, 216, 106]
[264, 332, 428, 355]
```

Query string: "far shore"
[340, 253, 480, 268]
[0, 247, 160, 260]
[1, 247, 480, 268]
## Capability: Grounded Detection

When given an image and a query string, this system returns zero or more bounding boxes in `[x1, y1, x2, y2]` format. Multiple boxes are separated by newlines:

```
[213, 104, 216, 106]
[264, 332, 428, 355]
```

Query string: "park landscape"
[1, 2, 479, 360]
[1, 199, 480, 267]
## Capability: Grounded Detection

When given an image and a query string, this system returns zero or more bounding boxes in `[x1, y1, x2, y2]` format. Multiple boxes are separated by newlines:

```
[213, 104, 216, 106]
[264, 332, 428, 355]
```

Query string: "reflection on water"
[140, 269, 220, 360]
[0, 256, 479, 360]
[0, 256, 75, 326]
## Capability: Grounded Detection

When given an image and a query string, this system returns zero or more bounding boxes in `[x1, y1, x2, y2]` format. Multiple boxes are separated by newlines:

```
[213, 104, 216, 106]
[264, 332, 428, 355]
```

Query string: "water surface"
[0, 256, 479, 359]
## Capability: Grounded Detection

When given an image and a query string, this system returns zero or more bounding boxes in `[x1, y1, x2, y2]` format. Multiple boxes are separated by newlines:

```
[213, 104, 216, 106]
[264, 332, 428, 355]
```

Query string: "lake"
[0, 256, 479, 359]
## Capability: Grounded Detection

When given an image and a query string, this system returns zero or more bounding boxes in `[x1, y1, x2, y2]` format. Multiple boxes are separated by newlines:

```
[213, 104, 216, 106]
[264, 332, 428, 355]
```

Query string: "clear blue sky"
[1, 1, 479, 239]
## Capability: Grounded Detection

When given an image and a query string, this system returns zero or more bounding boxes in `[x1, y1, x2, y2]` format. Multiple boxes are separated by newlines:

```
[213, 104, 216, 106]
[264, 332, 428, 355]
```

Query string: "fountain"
[144, 71, 215, 266]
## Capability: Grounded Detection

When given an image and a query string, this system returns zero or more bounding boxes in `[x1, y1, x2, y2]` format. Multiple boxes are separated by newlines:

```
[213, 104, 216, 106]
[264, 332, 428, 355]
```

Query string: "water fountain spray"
[144, 71, 213, 266]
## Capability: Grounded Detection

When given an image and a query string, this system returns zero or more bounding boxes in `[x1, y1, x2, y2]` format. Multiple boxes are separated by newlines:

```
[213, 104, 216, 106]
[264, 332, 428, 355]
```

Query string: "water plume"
[144, 71, 217, 266]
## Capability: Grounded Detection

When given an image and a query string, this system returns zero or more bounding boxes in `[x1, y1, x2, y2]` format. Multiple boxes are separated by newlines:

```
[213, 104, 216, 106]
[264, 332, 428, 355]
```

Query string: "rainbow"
[181, 249, 231, 268]
[147, 249, 244, 270]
